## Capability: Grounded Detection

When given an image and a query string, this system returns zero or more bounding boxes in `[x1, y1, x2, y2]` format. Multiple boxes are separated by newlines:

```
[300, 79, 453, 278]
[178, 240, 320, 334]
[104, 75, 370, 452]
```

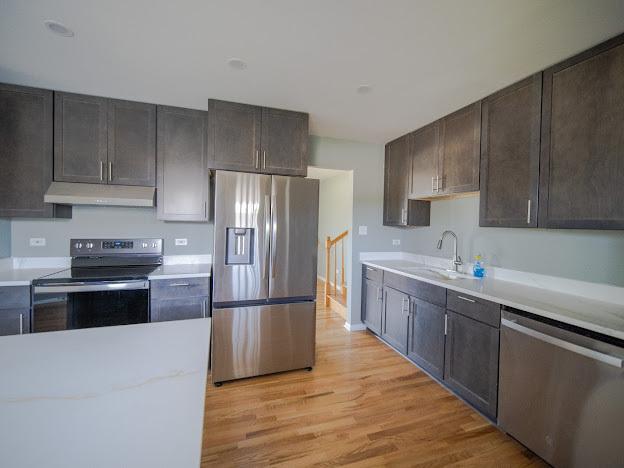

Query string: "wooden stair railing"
[324, 229, 348, 307]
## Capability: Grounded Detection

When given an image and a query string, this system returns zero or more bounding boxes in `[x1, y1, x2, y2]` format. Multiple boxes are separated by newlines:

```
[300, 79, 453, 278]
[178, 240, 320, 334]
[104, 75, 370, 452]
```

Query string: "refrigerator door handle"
[270, 192, 277, 278]
[264, 194, 270, 279]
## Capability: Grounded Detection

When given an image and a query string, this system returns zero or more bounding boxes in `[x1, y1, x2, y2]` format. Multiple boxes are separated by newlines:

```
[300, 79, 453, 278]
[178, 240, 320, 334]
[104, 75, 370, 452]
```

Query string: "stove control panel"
[70, 238, 163, 257]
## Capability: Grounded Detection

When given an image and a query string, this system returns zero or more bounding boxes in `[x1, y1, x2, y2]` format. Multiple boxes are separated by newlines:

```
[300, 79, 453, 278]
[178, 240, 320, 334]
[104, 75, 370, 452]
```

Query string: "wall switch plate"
[30, 238, 46, 247]
[358, 226, 368, 236]
[175, 238, 188, 246]
[392, 239, 401, 246]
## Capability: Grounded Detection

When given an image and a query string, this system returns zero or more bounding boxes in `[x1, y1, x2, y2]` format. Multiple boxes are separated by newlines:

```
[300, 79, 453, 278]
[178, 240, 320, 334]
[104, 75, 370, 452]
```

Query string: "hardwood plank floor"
[201, 294, 545, 467]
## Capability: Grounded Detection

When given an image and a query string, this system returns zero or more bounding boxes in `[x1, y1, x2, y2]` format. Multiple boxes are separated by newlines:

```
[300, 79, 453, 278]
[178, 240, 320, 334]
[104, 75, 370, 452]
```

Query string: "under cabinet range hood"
[44, 182, 155, 207]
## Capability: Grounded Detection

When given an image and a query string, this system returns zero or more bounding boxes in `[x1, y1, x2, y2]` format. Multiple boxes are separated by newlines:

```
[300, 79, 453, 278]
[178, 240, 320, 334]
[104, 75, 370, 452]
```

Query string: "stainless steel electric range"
[31, 238, 163, 333]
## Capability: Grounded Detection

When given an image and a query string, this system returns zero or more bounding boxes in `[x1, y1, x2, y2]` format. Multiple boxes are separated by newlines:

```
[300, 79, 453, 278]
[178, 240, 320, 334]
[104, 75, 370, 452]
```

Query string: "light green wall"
[0, 219, 10, 258]
[316, 171, 353, 286]
[400, 195, 624, 287]
[10, 206, 213, 257]
[309, 135, 400, 325]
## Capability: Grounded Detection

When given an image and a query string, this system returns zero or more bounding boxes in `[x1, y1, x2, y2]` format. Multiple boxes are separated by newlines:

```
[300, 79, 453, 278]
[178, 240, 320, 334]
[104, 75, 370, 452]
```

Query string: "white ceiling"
[1, 0, 623, 143]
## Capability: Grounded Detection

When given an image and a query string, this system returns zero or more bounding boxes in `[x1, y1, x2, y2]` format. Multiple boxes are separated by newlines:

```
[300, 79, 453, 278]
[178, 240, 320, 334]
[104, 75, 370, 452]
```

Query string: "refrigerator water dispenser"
[226, 228, 254, 264]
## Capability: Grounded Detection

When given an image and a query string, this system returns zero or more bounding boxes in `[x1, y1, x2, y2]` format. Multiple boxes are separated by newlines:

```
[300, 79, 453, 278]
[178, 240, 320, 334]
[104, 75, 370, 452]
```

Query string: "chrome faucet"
[437, 230, 462, 272]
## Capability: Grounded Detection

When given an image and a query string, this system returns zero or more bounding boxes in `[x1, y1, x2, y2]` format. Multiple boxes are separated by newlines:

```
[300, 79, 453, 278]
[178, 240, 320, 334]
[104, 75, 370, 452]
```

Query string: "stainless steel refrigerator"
[211, 171, 319, 384]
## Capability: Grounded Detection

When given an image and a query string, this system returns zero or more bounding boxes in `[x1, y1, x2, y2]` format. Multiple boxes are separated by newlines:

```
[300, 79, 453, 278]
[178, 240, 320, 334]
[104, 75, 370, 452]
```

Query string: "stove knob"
[86, 242, 94, 249]
[151, 242, 157, 248]
[142, 242, 148, 248]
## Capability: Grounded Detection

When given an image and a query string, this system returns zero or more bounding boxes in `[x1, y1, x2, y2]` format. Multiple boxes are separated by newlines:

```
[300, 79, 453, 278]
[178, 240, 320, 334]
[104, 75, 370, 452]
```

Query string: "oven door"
[32, 281, 149, 333]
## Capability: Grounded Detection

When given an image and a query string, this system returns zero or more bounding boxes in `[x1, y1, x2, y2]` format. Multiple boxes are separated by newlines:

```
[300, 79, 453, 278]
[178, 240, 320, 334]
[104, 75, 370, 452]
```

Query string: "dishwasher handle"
[502, 318, 623, 369]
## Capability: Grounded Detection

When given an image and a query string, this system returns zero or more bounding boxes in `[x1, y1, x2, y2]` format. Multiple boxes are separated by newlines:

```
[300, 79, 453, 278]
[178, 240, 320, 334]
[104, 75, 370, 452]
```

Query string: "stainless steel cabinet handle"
[457, 295, 476, 303]
[501, 318, 623, 368]
[263, 150, 267, 169]
[204, 202, 207, 219]
[108, 161, 113, 182]
[19, 313, 24, 335]
[168, 282, 191, 287]
[263, 194, 270, 279]
[100, 161, 104, 181]
[431, 176, 436, 193]
[376, 287, 382, 301]
[201, 299, 206, 318]
[527, 199, 531, 224]
[255, 150, 259, 169]
[444, 314, 448, 335]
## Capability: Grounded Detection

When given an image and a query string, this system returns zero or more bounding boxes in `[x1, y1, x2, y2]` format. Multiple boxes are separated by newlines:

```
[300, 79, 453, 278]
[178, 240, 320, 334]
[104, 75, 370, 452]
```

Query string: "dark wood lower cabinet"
[407, 298, 445, 379]
[362, 277, 383, 335]
[150, 296, 209, 323]
[381, 287, 409, 354]
[444, 310, 500, 420]
[0, 307, 30, 336]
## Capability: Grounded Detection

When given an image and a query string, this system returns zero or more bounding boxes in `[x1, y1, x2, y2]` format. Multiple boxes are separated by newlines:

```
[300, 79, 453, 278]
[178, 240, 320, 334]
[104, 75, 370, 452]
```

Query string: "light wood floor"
[201, 293, 546, 467]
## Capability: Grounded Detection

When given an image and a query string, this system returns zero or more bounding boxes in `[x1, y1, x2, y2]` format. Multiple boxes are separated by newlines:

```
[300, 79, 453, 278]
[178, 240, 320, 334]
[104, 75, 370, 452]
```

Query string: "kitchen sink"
[405, 266, 475, 280]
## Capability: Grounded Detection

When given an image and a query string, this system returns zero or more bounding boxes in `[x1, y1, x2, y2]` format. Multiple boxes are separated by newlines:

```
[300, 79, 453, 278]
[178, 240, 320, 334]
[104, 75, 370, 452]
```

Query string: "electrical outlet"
[175, 238, 188, 246]
[30, 238, 46, 247]
[392, 239, 401, 246]
[358, 225, 368, 236]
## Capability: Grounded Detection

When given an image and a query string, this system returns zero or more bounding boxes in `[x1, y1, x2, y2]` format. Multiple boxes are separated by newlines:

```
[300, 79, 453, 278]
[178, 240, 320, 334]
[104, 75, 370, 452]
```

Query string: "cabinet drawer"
[0, 286, 30, 309]
[362, 264, 383, 283]
[383, 271, 446, 307]
[150, 277, 210, 300]
[151, 296, 209, 323]
[446, 290, 500, 327]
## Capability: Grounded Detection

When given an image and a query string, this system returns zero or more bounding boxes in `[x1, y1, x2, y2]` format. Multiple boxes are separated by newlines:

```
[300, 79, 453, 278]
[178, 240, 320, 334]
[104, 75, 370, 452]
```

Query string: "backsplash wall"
[0, 219, 10, 258]
[400, 195, 624, 287]
[10, 206, 213, 257]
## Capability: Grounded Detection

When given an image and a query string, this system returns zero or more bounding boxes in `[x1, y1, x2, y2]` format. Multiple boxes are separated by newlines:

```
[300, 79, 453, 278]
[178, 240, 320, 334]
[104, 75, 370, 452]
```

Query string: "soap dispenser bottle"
[473, 254, 486, 278]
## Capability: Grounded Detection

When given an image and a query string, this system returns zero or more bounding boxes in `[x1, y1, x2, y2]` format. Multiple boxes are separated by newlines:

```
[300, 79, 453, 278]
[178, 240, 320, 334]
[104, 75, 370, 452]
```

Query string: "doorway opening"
[307, 167, 354, 323]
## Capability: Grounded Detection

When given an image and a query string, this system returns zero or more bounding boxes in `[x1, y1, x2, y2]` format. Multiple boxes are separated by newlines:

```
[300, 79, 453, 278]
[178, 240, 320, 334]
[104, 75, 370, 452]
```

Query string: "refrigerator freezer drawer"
[211, 301, 316, 383]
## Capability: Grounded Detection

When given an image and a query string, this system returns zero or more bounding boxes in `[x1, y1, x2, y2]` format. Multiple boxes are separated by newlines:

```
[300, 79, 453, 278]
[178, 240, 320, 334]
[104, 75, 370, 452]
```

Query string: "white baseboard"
[343, 322, 366, 332]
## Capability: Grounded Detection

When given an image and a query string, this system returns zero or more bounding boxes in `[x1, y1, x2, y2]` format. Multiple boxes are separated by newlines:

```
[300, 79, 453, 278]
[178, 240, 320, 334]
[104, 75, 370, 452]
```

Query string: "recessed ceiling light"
[356, 84, 372, 95]
[227, 58, 247, 70]
[44, 20, 74, 37]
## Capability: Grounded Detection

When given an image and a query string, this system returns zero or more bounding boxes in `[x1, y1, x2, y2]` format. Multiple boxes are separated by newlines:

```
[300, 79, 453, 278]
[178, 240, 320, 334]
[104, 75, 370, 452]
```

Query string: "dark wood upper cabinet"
[261, 107, 309, 176]
[156, 106, 209, 222]
[207, 99, 308, 176]
[384, 134, 431, 227]
[539, 34, 624, 229]
[107, 99, 156, 186]
[438, 102, 481, 194]
[409, 122, 439, 198]
[0, 83, 70, 219]
[207, 99, 261, 173]
[480, 74, 542, 227]
[54, 92, 108, 184]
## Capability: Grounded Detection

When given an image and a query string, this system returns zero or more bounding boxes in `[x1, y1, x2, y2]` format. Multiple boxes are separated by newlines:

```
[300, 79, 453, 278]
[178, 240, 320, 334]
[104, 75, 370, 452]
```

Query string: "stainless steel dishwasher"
[499, 308, 624, 467]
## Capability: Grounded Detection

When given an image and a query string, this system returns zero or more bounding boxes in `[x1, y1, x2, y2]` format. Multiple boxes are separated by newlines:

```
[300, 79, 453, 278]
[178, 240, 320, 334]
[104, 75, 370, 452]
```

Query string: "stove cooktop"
[33, 265, 160, 285]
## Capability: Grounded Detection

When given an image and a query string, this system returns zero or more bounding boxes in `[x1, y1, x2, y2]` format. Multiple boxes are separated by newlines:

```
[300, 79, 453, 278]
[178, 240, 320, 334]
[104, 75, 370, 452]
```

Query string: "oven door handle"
[34, 280, 149, 294]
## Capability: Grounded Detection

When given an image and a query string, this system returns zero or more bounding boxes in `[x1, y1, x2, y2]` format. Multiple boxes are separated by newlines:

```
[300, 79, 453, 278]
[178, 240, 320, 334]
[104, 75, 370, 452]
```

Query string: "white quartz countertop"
[362, 259, 624, 341]
[148, 263, 212, 280]
[0, 268, 66, 287]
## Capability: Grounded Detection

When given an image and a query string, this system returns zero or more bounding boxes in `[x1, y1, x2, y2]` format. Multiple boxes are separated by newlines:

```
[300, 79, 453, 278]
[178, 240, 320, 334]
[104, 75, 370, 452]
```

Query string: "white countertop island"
[0, 318, 211, 468]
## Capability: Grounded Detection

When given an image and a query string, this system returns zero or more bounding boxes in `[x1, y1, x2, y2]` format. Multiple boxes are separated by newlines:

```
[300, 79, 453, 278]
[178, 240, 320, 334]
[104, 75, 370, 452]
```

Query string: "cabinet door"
[0, 83, 66, 218]
[407, 298, 445, 379]
[539, 34, 624, 229]
[409, 122, 440, 198]
[383, 134, 409, 226]
[480, 74, 541, 227]
[0, 307, 30, 336]
[54, 92, 108, 184]
[150, 296, 208, 323]
[444, 311, 499, 420]
[207, 99, 262, 173]
[107, 99, 156, 186]
[438, 102, 481, 194]
[261, 107, 309, 176]
[156, 106, 209, 222]
[362, 278, 382, 335]
[381, 287, 409, 354]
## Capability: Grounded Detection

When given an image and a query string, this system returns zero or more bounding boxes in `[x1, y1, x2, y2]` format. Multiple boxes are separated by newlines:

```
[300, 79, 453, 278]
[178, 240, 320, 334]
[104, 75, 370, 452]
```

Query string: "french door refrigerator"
[211, 171, 319, 384]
